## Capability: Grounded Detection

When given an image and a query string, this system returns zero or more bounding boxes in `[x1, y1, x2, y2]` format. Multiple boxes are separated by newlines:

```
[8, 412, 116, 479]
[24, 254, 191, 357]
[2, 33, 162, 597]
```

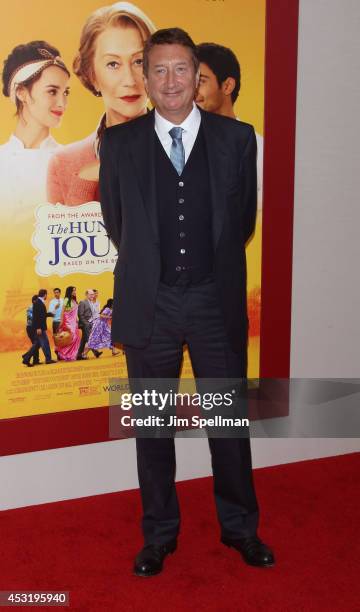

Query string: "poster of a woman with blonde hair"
[47, 2, 156, 206]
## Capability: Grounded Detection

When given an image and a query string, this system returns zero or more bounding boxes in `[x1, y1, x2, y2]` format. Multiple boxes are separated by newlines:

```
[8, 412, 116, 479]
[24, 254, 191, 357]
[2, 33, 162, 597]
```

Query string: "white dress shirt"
[154, 103, 201, 163]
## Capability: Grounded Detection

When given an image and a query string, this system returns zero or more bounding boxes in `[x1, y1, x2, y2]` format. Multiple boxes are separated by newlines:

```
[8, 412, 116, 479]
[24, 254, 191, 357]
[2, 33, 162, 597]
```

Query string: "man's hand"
[36, 329, 42, 336]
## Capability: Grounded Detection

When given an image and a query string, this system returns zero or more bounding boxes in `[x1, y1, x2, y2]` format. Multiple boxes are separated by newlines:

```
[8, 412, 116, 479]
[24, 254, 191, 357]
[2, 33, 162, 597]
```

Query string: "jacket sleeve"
[99, 129, 122, 251]
[31, 301, 40, 329]
[240, 126, 258, 244]
[78, 301, 85, 325]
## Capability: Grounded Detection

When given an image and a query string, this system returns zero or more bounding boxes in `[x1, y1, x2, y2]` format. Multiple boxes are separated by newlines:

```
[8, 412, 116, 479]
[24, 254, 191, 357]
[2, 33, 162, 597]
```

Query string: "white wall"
[291, 0, 360, 376]
[1, 0, 359, 510]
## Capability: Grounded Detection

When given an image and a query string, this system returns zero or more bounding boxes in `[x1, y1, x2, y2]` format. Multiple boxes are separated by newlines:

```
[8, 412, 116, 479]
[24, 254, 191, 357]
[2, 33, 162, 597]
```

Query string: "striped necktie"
[169, 126, 185, 175]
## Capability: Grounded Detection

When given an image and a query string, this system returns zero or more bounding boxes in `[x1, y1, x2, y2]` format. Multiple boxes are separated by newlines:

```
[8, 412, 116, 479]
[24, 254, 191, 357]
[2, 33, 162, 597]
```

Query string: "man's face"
[144, 44, 198, 121]
[87, 291, 95, 301]
[54, 289, 61, 299]
[195, 62, 224, 113]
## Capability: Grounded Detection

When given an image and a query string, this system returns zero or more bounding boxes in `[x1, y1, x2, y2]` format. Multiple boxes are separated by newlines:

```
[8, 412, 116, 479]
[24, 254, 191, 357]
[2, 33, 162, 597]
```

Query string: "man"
[77, 290, 102, 360]
[100, 28, 274, 577]
[22, 289, 56, 366]
[48, 288, 63, 335]
[92, 289, 100, 320]
[195, 42, 263, 210]
[24, 295, 40, 365]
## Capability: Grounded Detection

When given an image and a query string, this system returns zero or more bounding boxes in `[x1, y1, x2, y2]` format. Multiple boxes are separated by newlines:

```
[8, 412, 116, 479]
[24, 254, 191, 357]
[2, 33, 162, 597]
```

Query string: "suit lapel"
[200, 109, 229, 250]
[128, 110, 159, 243]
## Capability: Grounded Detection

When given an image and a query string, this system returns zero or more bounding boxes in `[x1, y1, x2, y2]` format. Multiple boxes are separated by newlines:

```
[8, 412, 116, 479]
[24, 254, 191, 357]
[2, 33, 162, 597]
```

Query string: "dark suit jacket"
[31, 298, 49, 332]
[78, 300, 94, 329]
[99, 108, 257, 354]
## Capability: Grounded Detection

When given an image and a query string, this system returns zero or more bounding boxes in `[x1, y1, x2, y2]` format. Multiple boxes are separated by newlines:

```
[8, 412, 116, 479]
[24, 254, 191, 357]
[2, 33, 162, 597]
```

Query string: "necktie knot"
[169, 126, 183, 141]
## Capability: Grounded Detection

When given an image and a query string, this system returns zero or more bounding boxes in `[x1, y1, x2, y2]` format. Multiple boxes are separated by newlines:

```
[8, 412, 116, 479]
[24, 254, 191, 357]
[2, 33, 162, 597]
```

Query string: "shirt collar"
[7, 134, 58, 150]
[154, 102, 201, 140]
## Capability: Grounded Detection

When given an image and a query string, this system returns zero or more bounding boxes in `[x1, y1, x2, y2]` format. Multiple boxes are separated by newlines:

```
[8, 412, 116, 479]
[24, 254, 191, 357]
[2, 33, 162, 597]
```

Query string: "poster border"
[0, 0, 299, 456]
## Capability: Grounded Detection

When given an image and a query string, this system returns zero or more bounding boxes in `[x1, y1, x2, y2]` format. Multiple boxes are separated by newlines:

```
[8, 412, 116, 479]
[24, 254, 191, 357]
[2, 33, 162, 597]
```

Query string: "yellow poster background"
[0, 0, 265, 419]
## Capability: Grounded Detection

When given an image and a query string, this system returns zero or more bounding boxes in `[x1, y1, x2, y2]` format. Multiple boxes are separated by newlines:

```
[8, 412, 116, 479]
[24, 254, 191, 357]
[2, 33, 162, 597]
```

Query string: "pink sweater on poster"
[46, 133, 100, 206]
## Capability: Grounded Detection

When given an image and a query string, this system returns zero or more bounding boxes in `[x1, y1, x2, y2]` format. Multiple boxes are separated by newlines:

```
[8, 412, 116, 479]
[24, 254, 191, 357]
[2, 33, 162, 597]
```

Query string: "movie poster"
[0, 0, 265, 421]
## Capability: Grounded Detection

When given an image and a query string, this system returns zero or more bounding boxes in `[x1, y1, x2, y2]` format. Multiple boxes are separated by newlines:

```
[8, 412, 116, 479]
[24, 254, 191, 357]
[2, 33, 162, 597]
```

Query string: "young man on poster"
[195, 42, 263, 210]
[48, 288, 63, 335]
[100, 28, 274, 576]
[22, 290, 56, 366]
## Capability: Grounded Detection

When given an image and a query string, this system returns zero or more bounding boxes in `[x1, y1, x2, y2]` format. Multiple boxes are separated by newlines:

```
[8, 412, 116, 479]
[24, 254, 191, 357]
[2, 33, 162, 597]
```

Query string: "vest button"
[179, 232, 185, 238]
[176, 266, 182, 272]
[180, 248, 186, 254]
[179, 214, 184, 221]
[178, 198, 184, 204]
[178, 181, 184, 187]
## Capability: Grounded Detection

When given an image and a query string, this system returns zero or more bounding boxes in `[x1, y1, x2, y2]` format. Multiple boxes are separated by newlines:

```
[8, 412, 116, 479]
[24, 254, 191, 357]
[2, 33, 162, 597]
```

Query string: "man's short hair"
[197, 42, 241, 104]
[53, 287, 61, 293]
[143, 27, 199, 76]
[38, 289, 47, 298]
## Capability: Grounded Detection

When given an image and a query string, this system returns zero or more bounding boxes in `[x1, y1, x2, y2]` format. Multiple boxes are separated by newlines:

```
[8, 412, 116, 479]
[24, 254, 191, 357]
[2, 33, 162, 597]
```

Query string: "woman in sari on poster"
[56, 286, 81, 362]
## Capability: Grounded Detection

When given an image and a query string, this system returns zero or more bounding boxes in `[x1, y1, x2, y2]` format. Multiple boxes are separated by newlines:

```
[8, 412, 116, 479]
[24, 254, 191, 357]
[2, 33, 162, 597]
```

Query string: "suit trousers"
[77, 322, 100, 358]
[124, 276, 259, 546]
[23, 330, 51, 363]
[26, 325, 39, 363]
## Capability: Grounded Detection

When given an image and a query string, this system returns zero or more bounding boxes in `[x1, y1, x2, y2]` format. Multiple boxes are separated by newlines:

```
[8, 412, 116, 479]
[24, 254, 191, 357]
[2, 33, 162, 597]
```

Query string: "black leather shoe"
[221, 536, 275, 567]
[45, 359, 57, 364]
[22, 358, 33, 367]
[134, 540, 177, 577]
[95, 351, 103, 358]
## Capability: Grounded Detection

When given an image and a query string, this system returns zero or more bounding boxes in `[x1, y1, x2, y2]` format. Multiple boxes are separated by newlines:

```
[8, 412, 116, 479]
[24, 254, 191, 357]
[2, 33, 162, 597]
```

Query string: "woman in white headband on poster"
[0, 40, 70, 215]
[0, 41, 70, 351]
[46, 2, 156, 206]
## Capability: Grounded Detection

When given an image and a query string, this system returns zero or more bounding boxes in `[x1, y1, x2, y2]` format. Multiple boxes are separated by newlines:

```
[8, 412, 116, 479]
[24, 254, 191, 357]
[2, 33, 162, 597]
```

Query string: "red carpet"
[1, 453, 359, 611]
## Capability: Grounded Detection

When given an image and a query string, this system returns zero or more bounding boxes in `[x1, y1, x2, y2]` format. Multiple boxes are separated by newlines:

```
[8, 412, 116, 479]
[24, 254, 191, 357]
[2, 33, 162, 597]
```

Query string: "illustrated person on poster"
[25, 295, 40, 365]
[92, 289, 100, 319]
[99, 28, 274, 577]
[77, 290, 102, 360]
[56, 286, 81, 362]
[0, 41, 70, 220]
[82, 299, 120, 358]
[195, 42, 263, 336]
[0, 41, 70, 334]
[48, 287, 64, 335]
[22, 289, 56, 366]
[46, 1, 156, 206]
[196, 42, 263, 210]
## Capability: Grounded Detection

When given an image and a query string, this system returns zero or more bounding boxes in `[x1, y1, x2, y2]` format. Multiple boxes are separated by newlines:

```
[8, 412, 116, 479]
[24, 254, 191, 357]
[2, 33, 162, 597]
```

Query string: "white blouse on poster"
[0, 134, 60, 226]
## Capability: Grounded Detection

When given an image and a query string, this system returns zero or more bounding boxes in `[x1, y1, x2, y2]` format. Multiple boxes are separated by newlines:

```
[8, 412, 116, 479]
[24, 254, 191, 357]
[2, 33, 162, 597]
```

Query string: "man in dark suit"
[22, 289, 56, 366]
[99, 28, 274, 576]
[77, 290, 102, 360]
